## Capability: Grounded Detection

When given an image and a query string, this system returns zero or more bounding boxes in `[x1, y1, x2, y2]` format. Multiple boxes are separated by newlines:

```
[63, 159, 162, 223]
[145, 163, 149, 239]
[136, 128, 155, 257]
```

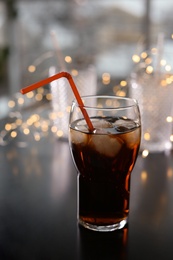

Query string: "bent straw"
[20, 71, 94, 131]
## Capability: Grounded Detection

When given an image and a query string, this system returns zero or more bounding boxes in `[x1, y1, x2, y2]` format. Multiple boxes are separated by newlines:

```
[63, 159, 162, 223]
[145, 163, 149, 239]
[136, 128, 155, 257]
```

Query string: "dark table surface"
[0, 132, 173, 260]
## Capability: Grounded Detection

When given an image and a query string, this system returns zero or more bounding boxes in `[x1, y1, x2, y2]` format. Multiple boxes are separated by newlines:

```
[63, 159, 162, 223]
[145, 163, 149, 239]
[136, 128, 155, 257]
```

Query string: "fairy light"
[28, 65, 36, 73]
[34, 121, 41, 128]
[66, 106, 71, 113]
[56, 130, 63, 137]
[41, 121, 49, 132]
[65, 56, 72, 63]
[5, 123, 12, 131]
[141, 171, 148, 182]
[141, 52, 147, 59]
[144, 132, 150, 141]
[102, 72, 110, 85]
[34, 133, 41, 141]
[120, 80, 127, 87]
[37, 87, 44, 94]
[166, 116, 173, 123]
[71, 69, 78, 76]
[46, 93, 52, 101]
[17, 97, 24, 105]
[15, 118, 22, 126]
[8, 100, 15, 108]
[165, 65, 171, 72]
[132, 54, 140, 63]
[26, 91, 34, 99]
[146, 65, 153, 74]
[170, 135, 173, 142]
[166, 77, 172, 85]
[116, 90, 126, 97]
[49, 112, 57, 120]
[160, 59, 166, 66]
[51, 125, 58, 133]
[11, 131, 17, 138]
[167, 168, 173, 178]
[23, 128, 30, 135]
[105, 99, 112, 107]
[142, 149, 149, 158]
[161, 79, 167, 87]
[145, 57, 152, 65]
[35, 93, 43, 101]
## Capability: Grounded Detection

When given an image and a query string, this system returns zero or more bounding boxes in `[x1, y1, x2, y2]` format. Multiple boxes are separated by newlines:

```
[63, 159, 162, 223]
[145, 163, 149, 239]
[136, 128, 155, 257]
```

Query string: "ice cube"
[114, 119, 136, 132]
[90, 134, 123, 157]
[92, 119, 113, 129]
[70, 129, 87, 145]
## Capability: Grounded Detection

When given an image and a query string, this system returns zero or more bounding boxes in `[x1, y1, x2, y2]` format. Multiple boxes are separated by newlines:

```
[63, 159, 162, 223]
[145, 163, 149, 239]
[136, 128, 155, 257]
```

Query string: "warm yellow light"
[49, 112, 57, 120]
[51, 125, 57, 133]
[28, 65, 36, 73]
[56, 130, 63, 137]
[8, 100, 15, 108]
[146, 65, 153, 74]
[15, 119, 22, 126]
[17, 97, 24, 105]
[35, 93, 43, 101]
[5, 123, 12, 131]
[145, 57, 152, 65]
[166, 116, 173, 123]
[34, 133, 41, 141]
[116, 90, 126, 97]
[141, 52, 147, 59]
[144, 132, 150, 141]
[142, 149, 149, 158]
[11, 123, 17, 130]
[34, 121, 41, 128]
[11, 131, 17, 138]
[160, 59, 166, 66]
[37, 87, 44, 94]
[102, 72, 111, 85]
[41, 122, 49, 132]
[170, 135, 173, 142]
[167, 168, 173, 178]
[165, 65, 171, 72]
[105, 99, 112, 107]
[120, 80, 127, 87]
[23, 128, 30, 135]
[66, 106, 71, 113]
[71, 69, 78, 76]
[26, 118, 33, 126]
[26, 91, 34, 99]
[132, 54, 140, 63]
[141, 171, 148, 181]
[160, 79, 167, 87]
[46, 93, 52, 101]
[65, 56, 72, 63]
[166, 77, 172, 85]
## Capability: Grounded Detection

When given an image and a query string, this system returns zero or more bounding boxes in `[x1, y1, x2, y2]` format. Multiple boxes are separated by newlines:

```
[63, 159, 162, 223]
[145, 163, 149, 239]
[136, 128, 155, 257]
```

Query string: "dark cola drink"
[69, 116, 141, 231]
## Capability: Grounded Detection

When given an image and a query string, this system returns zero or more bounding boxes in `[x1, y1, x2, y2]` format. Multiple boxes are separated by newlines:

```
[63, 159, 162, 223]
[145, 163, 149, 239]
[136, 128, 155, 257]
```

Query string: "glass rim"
[72, 95, 139, 110]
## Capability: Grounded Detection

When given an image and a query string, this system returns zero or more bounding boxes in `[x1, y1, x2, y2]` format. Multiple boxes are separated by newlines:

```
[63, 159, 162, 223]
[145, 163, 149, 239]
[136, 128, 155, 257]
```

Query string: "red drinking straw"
[20, 71, 94, 131]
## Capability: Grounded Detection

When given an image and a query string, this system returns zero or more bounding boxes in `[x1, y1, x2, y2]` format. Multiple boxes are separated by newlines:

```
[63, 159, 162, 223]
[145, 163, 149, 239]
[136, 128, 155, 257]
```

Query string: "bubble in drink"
[69, 116, 141, 227]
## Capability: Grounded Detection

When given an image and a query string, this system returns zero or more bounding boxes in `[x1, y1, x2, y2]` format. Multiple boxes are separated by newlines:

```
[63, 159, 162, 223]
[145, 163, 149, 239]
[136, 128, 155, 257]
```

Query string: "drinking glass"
[129, 49, 173, 152]
[69, 95, 141, 232]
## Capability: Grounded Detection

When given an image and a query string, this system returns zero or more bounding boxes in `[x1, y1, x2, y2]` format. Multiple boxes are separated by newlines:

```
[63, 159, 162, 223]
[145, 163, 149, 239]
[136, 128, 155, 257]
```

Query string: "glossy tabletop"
[0, 133, 173, 260]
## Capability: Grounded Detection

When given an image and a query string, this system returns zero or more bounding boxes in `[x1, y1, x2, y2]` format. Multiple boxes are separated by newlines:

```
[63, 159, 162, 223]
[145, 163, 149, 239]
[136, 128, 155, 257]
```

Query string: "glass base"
[78, 218, 128, 232]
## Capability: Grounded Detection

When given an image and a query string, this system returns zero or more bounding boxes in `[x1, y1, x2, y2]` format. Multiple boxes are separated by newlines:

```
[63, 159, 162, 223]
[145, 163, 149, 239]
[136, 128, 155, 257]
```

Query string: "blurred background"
[1, 0, 173, 143]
